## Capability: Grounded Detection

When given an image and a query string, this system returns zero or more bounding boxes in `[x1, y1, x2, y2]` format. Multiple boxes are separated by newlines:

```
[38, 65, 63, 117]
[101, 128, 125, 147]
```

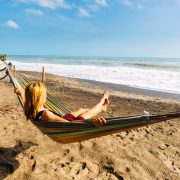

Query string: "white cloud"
[78, 7, 90, 17]
[88, 0, 108, 12]
[4, 20, 19, 29]
[25, 8, 44, 16]
[122, 0, 144, 9]
[96, 0, 107, 7]
[122, 0, 134, 8]
[16, 0, 71, 9]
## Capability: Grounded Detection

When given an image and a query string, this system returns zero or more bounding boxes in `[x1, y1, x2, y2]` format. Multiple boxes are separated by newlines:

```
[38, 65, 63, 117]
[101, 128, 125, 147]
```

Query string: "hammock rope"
[0, 67, 6, 72]
[0, 64, 8, 80]
[0, 73, 8, 81]
[2, 61, 180, 144]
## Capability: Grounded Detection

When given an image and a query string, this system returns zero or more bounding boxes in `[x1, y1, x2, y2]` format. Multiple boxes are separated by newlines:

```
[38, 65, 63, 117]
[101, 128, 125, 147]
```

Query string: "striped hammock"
[5, 66, 180, 144]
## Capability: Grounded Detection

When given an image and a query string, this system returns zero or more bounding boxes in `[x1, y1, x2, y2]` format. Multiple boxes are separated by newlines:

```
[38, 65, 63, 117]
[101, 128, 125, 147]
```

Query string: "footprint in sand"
[59, 161, 100, 178]
[103, 164, 124, 180]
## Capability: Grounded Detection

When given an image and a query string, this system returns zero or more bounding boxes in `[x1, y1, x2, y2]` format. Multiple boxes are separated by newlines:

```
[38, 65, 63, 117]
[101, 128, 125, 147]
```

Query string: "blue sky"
[1, 0, 180, 57]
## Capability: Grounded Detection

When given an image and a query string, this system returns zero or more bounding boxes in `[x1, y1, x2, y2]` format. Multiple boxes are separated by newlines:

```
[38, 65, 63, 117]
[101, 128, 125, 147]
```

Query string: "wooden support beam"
[42, 66, 45, 82]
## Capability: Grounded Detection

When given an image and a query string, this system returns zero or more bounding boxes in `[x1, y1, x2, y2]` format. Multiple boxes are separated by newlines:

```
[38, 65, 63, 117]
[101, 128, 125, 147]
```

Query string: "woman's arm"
[42, 110, 69, 122]
[14, 87, 25, 106]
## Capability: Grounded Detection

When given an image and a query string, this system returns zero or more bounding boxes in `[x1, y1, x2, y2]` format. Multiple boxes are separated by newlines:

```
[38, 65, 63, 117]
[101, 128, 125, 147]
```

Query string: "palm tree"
[0, 54, 7, 61]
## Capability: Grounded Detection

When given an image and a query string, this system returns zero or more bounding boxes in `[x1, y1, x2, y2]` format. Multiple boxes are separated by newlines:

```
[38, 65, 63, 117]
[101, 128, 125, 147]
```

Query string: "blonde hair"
[24, 82, 47, 120]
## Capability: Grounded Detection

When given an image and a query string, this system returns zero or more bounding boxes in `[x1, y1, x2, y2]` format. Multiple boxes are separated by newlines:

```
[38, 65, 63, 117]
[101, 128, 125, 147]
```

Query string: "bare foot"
[100, 90, 109, 104]
[101, 99, 110, 112]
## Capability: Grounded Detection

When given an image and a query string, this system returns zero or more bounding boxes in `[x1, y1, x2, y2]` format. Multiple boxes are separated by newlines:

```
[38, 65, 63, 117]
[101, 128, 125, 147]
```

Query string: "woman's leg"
[70, 108, 89, 117]
[79, 91, 110, 119]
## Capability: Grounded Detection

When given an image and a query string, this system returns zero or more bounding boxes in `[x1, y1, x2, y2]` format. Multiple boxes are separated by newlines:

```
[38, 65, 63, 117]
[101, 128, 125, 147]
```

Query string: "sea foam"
[11, 60, 180, 94]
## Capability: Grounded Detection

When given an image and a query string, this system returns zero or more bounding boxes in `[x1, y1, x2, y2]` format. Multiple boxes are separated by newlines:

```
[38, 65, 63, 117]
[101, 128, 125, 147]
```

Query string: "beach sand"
[0, 71, 180, 180]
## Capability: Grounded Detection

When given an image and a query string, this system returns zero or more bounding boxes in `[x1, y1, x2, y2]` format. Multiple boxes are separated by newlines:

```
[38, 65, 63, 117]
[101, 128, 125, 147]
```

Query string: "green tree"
[0, 54, 7, 61]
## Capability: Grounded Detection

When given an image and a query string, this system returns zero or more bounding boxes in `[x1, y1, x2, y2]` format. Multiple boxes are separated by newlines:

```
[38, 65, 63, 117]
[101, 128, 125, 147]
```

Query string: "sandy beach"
[0, 70, 180, 180]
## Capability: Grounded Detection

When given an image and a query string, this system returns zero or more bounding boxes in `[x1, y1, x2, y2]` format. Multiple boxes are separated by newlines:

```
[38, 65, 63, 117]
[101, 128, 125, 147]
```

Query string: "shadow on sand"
[0, 140, 38, 179]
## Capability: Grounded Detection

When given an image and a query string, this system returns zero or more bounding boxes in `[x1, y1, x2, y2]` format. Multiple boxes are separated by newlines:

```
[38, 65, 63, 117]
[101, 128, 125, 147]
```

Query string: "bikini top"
[34, 111, 45, 121]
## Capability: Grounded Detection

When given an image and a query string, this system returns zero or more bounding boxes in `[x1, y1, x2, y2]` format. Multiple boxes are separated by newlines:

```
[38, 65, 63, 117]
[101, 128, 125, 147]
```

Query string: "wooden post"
[42, 66, 45, 82]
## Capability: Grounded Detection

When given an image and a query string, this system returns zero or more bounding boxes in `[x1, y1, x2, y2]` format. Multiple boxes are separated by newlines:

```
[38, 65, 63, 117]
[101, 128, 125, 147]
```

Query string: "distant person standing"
[5, 62, 14, 82]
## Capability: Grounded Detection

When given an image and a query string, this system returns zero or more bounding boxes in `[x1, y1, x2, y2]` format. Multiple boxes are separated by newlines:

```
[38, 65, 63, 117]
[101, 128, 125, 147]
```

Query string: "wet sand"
[77, 79, 180, 101]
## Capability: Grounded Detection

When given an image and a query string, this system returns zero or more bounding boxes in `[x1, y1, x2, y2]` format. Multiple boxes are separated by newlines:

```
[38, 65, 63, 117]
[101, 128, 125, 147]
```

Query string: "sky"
[0, 0, 180, 57]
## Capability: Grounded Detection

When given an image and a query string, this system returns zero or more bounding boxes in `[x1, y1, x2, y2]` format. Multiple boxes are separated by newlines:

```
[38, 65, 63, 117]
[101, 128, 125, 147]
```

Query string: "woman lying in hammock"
[15, 82, 110, 126]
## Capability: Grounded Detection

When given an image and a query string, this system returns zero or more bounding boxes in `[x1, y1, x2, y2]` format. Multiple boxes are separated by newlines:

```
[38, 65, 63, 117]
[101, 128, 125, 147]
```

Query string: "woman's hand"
[14, 87, 25, 106]
[14, 87, 23, 96]
[92, 117, 107, 126]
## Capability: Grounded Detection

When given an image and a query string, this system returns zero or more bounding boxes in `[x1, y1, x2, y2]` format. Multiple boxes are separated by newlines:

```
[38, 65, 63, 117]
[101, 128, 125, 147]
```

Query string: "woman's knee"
[79, 108, 89, 112]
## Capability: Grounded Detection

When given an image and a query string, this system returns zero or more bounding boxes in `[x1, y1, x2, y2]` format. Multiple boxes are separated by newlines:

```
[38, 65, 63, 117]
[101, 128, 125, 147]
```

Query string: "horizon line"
[8, 54, 180, 59]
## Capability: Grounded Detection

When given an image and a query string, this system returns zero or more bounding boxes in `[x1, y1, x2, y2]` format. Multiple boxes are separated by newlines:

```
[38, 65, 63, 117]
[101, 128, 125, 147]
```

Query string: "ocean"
[8, 55, 180, 94]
